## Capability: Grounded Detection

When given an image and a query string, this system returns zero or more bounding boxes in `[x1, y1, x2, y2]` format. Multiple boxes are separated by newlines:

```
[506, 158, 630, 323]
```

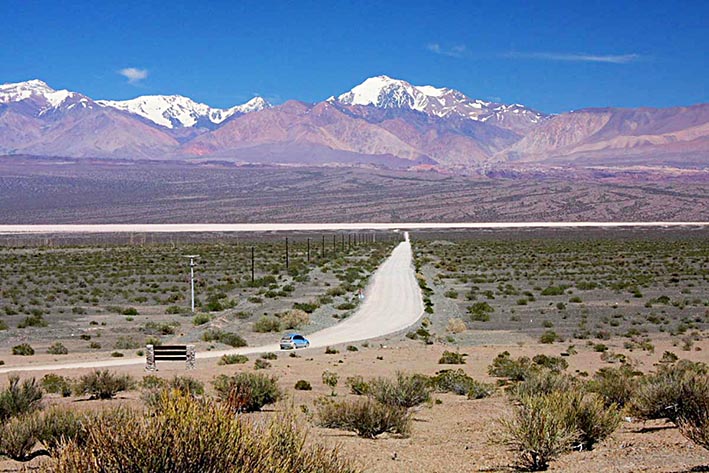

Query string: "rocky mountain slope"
[0, 77, 706, 170]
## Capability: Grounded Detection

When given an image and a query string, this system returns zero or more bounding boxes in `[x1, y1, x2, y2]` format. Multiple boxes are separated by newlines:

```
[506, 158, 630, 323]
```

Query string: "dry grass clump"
[280, 309, 310, 329]
[588, 364, 642, 408]
[315, 397, 411, 439]
[45, 393, 358, 473]
[438, 350, 467, 365]
[446, 318, 467, 334]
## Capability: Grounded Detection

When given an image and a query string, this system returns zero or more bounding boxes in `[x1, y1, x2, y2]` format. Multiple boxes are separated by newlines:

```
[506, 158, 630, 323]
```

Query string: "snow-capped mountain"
[97, 95, 270, 129]
[334, 75, 546, 133]
[0, 79, 95, 113]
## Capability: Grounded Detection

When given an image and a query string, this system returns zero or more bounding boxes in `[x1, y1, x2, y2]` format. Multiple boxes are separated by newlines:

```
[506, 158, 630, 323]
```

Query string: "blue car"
[280, 333, 310, 350]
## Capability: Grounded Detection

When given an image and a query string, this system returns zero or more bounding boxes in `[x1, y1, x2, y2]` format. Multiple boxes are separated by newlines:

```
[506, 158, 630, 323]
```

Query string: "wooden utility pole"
[285, 237, 289, 269]
[321, 235, 325, 258]
[307, 238, 311, 263]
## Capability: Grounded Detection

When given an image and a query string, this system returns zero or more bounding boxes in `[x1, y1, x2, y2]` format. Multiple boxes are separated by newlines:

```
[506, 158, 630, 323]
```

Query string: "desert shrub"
[74, 370, 136, 400]
[261, 352, 278, 360]
[169, 376, 204, 397]
[0, 411, 43, 461]
[677, 376, 709, 450]
[252, 315, 281, 333]
[346, 345, 358, 352]
[192, 313, 211, 326]
[293, 301, 319, 313]
[122, 307, 139, 316]
[315, 398, 411, 439]
[17, 314, 48, 328]
[532, 354, 568, 372]
[0, 320, 8, 330]
[511, 370, 577, 399]
[446, 318, 467, 333]
[280, 309, 310, 329]
[254, 359, 271, 370]
[41, 374, 73, 397]
[430, 369, 493, 398]
[46, 393, 356, 473]
[438, 350, 466, 364]
[468, 302, 494, 322]
[0, 376, 43, 422]
[165, 305, 189, 315]
[561, 392, 621, 450]
[368, 372, 432, 409]
[588, 364, 641, 408]
[114, 336, 141, 350]
[12, 343, 35, 356]
[324, 346, 339, 355]
[322, 370, 339, 396]
[140, 375, 167, 390]
[540, 330, 561, 344]
[202, 329, 247, 347]
[488, 352, 535, 382]
[631, 360, 707, 422]
[494, 393, 579, 471]
[212, 372, 282, 412]
[346, 376, 370, 395]
[47, 342, 69, 355]
[294, 380, 312, 391]
[218, 354, 249, 365]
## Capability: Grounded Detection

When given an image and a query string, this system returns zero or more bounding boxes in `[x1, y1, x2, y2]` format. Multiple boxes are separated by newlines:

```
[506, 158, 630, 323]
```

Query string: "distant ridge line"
[1, 222, 708, 235]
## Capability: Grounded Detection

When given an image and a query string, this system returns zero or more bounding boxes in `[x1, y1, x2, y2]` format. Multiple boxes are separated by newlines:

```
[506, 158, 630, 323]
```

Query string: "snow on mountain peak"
[336, 75, 545, 129]
[97, 94, 270, 129]
[0, 79, 76, 108]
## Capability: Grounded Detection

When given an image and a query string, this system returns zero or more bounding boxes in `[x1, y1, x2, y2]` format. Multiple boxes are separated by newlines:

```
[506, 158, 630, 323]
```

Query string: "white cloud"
[118, 67, 148, 84]
[506, 52, 642, 64]
[426, 43, 467, 58]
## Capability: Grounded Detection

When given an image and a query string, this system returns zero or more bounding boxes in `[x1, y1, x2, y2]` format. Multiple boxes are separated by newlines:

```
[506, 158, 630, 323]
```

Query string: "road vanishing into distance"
[0, 222, 708, 234]
[0, 233, 423, 374]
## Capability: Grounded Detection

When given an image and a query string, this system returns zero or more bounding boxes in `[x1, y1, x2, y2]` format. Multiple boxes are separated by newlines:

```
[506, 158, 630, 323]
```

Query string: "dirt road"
[0, 233, 423, 373]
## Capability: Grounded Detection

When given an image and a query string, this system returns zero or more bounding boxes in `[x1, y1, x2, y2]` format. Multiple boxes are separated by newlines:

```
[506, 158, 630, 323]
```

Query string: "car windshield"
[280, 336, 292, 341]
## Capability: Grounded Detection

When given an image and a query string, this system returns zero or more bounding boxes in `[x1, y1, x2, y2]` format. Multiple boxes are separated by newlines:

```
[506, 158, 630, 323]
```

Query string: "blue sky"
[1, 0, 706, 113]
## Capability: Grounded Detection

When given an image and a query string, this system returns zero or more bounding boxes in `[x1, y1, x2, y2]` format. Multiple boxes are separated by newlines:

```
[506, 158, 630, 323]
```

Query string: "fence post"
[145, 344, 156, 371]
[186, 345, 196, 370]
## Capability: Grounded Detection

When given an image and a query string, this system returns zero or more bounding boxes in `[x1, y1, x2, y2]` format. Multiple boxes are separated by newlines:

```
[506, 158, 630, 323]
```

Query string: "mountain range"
[0, 76, 707, 172]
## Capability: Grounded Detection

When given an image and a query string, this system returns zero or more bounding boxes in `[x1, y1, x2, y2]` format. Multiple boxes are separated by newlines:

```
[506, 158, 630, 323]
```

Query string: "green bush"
[74, 370, 136, 400]
[588, 365, 641, 408]
[494, 393, 579, 471]
[316, 398, 411, 439]
[368, 372, 432, 409]
[193, 313, 212, 326]
[631, 360, 707, 422]
[468, 302, 494, 322]
[322, 370, 339, 396]
[45, 394, 356, 473]
[261, 352, 278, 360]
[540, 330, 561, 344]
[17, 314, 48, 328]
[218, 354, 249, 365]
[346, 376, 370, 395]
[438, 350, 466, 364]
[677, 375, 709, 450]
[562, 392, 620, 450]
[430, 369, 493, 398]
[294, 380, 312, 391]
[202, 329, 247, 347]
[12, 343, 35, 356]
[41, 374, 73, 397]
[511, 370, 577, 399]
[488, 352, 535, 382]
[0, 376, 43, 422]
[252, 315, 281, 333]
[212, 372, 282, 413]
[254, 359, 271, 370]
[47, 342, 69, 355]
[121, 307, 139, 316]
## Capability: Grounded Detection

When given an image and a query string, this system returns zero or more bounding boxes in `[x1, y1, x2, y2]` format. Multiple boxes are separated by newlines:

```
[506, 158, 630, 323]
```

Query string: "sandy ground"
[1, 222, 708, 235]
[0, 233, 423, 374]
[2, 336, 708, 472]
